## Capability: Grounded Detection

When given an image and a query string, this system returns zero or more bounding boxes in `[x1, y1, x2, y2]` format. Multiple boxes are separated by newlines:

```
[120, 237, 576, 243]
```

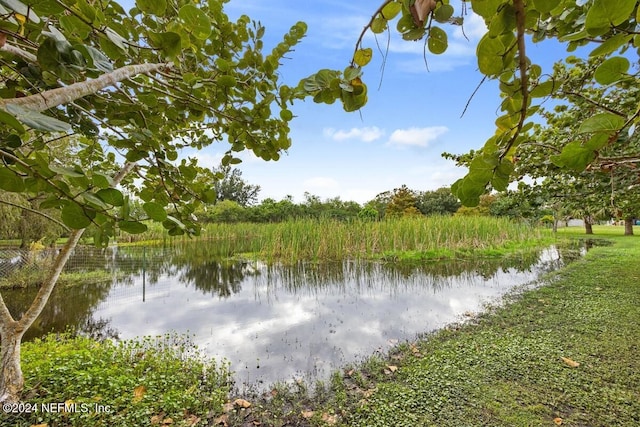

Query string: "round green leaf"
[371, 15, 388, 34]
[143, 202, 168, 221]
[585, 0, 636, 36]
[61, 203, 94, 229]
[96, 188, 125, 206]
[0, 168, 25, 192]
[217, 75, 237, 88]
[529, 80, 555, 98]
[381, 2, 402, 20]
[136, 0, 166, 16]
[589, 34, 633, 57]
[550, 141, 597, 171]
[118, 221, 148, 234]
[434, 4, 454, 23]
[280, 109, 293, 121]
[427, 26, 448, 55]
[532, 0, 557, 14]
[476, 34, 504, 76]
[594, 56, 630, 85]
[353, 48, 373, 67]
[578, 112, 625, 134]
[148, 31, 182, 59]
[179, 4, 212, 40]
[0, 109, 26, 133]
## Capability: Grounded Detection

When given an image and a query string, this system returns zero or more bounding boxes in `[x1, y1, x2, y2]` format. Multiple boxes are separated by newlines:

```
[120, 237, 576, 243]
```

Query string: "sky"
[125, 0, 574, 204]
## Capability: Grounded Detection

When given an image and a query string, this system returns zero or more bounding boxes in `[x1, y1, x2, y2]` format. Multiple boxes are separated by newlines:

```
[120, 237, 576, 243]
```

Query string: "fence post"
[142, 246, 146, 302]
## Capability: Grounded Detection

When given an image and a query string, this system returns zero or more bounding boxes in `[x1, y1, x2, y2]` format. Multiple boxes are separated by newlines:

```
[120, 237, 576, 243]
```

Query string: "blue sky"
[126, 1, 572, 204]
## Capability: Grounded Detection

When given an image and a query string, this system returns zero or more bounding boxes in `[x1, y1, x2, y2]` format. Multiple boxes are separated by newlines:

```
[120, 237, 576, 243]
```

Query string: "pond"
[5, 244, 582, 389]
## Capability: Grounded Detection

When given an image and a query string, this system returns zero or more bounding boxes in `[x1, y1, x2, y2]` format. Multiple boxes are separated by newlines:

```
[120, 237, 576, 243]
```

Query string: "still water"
[6, 244, 579, 388]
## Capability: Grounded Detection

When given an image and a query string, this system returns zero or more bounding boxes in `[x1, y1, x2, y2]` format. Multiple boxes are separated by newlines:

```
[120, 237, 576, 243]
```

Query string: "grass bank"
[225, 232, 639, 426]
[5, 334, 231, 427]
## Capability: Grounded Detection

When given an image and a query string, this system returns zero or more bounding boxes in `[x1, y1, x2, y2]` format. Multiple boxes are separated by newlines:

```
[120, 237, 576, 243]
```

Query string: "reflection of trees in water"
[5, 281, 114, 341]
[178, 260, 261, 297]
[254, 244, 583, 296]
[9, 241, 589, 342]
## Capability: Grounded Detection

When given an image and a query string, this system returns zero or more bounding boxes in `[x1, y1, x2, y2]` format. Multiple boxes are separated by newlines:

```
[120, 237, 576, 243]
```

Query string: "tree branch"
[0, 42, 37, 63]
[16, 161, 136, 332]
[499, 0, 528, 161]
[0, 199, 69, 231]
[0, 63, 173, 113]
[561, 90, 627, 117]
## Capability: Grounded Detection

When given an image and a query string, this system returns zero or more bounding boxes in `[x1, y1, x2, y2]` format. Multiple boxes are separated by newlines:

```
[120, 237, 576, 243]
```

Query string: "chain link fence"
[0, 246, 172, 288]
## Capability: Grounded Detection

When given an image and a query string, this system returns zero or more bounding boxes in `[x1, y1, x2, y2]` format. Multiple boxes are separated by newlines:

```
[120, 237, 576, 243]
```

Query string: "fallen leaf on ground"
[362, 388, 377, 398]
[321, 413, 338, 425]
[385, 365, 398, 374]
[233, 398, 251, 409]
[184, 414, 201, 426]
[301, 410, 314, 419]
[561, 356, 580, 368]
[133, 385, 146, 403]
[554, 417, 563, 425]
[213, 414, 228, 426]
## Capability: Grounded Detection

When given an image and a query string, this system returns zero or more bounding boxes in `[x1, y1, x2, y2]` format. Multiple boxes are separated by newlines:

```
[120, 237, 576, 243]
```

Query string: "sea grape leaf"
[354, 48, 373, 66]
[594, 56, 629, 85]
[179, 4, 212, 40]
[5, 104, 71, 132]
[381, 2, 402, 20]
[578, 113, 625, 134]
[585, 0, 636, 35]
[96, 188, 124, 206]
[61, 203, 94, 229]
[551, 141, 597, 171]
[143, 202, 168, 221]
[476, 34, 504, 76]
[0, 168, 25, 192]
[136, 0, 166, 16]
[118, 220, 148, 234]
[428, 26, 447, 55]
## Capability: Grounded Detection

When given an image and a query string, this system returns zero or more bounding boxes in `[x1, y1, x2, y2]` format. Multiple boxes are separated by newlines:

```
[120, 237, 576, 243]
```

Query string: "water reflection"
[5, 243, 582, 388]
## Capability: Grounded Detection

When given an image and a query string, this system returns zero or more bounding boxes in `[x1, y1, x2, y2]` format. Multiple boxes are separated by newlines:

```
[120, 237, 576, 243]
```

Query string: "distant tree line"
[193, 168, 554, 224]
[0, 166, 582, 245]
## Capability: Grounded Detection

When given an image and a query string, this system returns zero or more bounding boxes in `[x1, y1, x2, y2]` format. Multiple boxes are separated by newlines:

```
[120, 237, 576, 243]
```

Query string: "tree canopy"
[300, 0, 640, 207]
[0, 0, 306, 243]
[0, 0, 306, 403]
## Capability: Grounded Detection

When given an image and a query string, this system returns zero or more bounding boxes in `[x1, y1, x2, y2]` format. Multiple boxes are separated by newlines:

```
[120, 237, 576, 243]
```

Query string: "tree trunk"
[584, 216, 593, 235]
[624, 217, 634, 236]
[0, 163, 135, 402]
[0, 229, 83, 403]
[0, 323, 25, 404]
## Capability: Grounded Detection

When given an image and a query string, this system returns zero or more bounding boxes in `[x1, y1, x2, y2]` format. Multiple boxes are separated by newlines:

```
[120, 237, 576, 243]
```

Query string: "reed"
[189, 216, 552, 263]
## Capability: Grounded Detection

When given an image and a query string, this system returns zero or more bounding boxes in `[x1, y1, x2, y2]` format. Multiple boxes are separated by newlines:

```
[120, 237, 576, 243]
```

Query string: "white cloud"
[317, 15, 371, 50]
[303, 176, 340, 190]
[453, 10, 488, 42]
[387, 126, 448, 148]
[324, 126, 385, 142]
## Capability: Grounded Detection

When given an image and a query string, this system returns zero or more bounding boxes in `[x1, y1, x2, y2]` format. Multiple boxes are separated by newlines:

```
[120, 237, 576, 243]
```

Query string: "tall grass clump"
[195, 216, 551, 263]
